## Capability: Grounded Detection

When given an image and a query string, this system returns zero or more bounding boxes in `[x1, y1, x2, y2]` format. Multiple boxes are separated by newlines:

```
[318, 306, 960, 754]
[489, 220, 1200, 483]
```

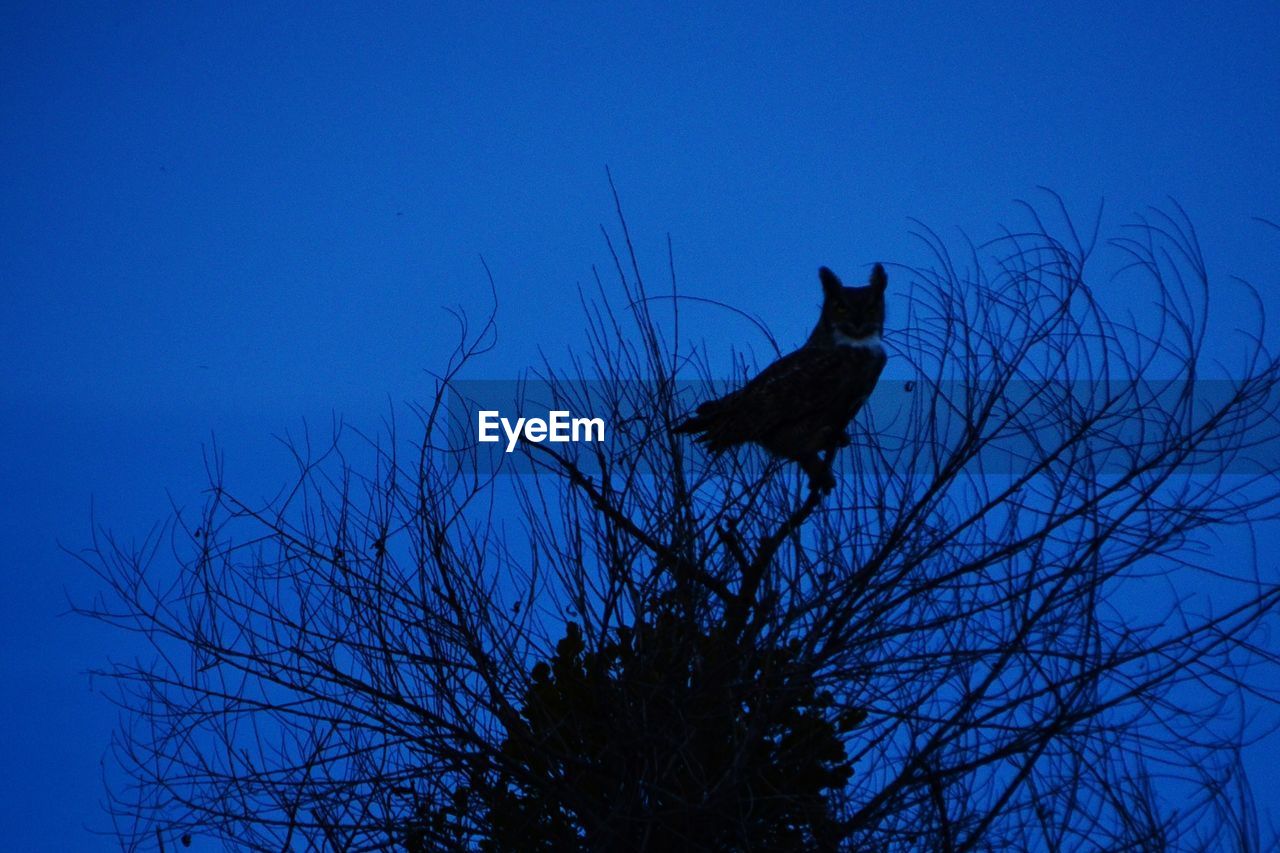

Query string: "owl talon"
[808, 471, 836, 494]
[802, 456, 836, 493]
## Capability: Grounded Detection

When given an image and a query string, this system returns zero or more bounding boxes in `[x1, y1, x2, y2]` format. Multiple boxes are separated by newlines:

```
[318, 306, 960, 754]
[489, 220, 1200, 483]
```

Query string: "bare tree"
[78, 192, 1280, 851]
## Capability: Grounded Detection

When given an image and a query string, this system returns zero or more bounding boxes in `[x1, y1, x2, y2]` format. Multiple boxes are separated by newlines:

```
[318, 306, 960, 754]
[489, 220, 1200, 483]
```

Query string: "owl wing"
[674, 346, 884, 454]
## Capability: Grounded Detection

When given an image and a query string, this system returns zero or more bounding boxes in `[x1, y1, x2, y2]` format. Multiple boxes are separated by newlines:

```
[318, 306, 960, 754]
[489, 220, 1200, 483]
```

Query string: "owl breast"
[752, 344, 885, 460]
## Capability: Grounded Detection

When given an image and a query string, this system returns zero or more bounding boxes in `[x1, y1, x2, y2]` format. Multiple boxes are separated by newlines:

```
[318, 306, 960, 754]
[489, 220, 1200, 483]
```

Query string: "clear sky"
[2, 2, 1278, 848]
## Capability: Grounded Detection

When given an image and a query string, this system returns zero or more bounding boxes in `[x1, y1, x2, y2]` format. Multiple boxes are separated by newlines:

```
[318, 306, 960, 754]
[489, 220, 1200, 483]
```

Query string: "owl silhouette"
[674, 265, 887, 492]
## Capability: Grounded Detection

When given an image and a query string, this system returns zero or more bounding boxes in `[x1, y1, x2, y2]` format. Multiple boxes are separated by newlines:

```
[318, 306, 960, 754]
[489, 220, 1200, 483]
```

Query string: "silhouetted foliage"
[411, 613, 861, 851]
[78, 190, 1280, 851]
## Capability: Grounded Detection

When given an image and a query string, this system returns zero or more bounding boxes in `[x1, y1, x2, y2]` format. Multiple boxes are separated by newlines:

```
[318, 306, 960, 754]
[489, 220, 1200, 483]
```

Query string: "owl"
[673, 264, 887, 492]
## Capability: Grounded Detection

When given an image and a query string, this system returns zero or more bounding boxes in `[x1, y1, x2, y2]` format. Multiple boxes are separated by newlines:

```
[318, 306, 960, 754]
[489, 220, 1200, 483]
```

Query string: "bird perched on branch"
[673, 264, 887, 493]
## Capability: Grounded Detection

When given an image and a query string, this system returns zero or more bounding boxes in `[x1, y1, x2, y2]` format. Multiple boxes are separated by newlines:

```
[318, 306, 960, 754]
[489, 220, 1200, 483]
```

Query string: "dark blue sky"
[2, 2, 1278, 848]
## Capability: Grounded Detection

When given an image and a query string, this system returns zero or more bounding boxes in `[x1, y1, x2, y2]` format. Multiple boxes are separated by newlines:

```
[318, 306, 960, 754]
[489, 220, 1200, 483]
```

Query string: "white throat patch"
[833, 331, 883, 350]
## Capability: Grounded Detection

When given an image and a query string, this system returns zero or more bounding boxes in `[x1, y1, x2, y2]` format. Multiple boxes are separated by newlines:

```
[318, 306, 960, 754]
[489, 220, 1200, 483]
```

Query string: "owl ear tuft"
[869, 263, 887, 292]
[819, 266, 843, 296]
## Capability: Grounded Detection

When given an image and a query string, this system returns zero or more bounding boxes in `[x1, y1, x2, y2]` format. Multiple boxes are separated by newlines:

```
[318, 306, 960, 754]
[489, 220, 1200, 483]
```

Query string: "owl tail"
[671, 397, 725, 436]
[671, 414, 702, 435]
[672, 400, 742, 455]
